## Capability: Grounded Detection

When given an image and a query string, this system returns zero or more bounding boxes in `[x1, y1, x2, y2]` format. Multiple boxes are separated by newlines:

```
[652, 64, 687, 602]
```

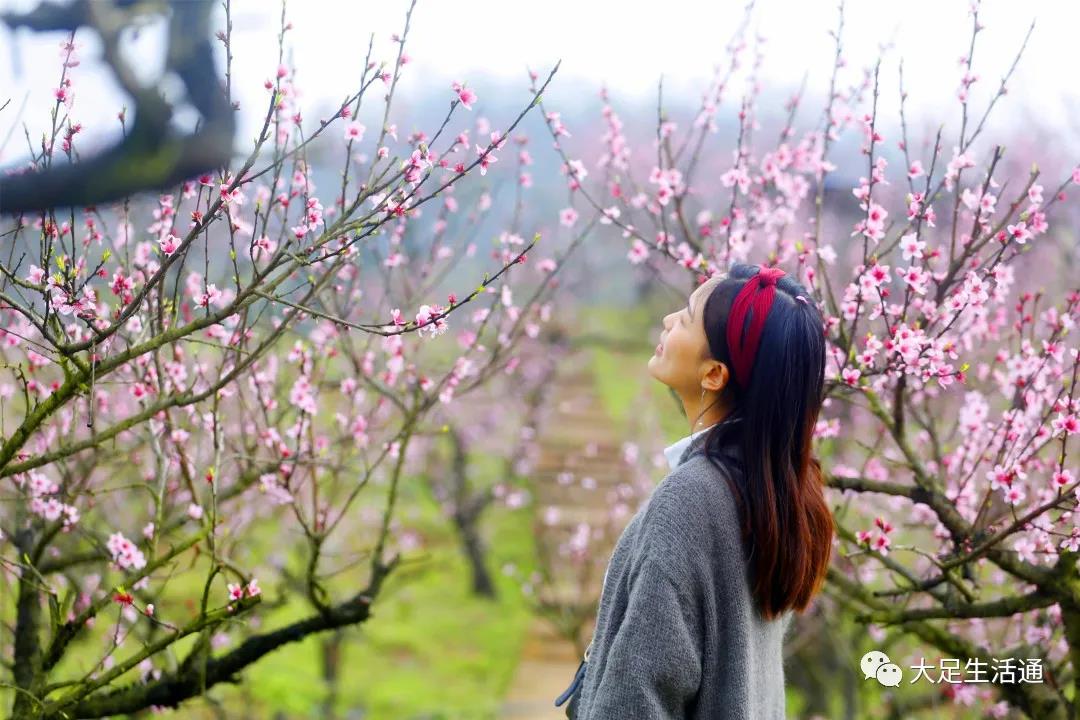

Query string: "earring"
[696, 387, 706, 429]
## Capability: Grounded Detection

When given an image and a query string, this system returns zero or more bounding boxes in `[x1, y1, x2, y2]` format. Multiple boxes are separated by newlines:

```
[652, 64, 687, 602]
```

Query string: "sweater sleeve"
[586, 553, 703, 718]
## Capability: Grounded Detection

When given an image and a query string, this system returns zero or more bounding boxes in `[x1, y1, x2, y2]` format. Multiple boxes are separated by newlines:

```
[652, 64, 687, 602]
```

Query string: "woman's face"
[647, 276, 724, 395]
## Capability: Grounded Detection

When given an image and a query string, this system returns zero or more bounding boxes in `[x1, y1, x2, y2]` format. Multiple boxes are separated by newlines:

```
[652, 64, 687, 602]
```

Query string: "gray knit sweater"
[568, 440, 794, 719]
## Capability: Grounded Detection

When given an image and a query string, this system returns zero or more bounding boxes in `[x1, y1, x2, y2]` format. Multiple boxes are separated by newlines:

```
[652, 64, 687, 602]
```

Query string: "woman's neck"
[682, 393, 731, 435]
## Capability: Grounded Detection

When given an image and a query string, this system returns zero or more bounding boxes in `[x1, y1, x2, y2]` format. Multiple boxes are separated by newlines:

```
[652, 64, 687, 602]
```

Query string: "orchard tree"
[0, 1, 571, 717]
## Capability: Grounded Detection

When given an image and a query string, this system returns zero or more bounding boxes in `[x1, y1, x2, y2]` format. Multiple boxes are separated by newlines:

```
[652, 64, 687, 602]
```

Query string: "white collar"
[663, 422, 717, 470]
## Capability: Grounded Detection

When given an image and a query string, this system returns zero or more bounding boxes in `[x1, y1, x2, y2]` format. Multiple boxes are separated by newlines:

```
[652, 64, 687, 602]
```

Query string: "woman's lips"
[655, 341, 663, 355]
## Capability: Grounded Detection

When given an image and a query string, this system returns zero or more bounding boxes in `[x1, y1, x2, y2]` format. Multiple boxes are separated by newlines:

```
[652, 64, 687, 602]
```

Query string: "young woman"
[556, 262, 834, 719]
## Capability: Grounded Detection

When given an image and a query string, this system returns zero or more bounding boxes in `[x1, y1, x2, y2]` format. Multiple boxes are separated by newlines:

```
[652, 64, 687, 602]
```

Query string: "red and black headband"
[725, 264, 787, 387]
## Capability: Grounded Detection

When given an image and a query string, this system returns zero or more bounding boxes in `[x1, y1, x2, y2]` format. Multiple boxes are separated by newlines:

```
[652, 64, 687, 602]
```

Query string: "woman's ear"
[701, 360, 729, 395]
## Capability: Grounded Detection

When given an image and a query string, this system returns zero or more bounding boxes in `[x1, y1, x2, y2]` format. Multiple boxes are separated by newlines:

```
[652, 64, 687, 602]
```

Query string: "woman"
[556, 262, 834, 719]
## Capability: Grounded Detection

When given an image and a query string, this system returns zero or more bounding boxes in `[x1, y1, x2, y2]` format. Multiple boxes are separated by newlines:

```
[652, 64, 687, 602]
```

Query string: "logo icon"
[861, 650, 903, 687]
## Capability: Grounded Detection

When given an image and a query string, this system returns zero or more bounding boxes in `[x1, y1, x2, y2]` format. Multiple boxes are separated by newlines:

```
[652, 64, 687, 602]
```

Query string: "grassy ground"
[226, 475, 539, 719]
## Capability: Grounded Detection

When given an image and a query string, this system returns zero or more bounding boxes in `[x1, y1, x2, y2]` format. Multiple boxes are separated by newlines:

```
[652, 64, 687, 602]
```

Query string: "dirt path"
[499, 353, 630, 719]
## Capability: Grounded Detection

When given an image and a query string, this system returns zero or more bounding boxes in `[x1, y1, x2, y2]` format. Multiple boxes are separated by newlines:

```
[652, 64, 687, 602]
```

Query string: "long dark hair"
[693, 262, 833, 620]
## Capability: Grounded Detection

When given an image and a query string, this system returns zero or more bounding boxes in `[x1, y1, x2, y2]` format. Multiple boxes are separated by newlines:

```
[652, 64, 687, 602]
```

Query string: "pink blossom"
[159, 234, 180, 256]
[475, 144, 498, 176]
[874, 516, 894, 534]
[627, 239, 649, 265]
[1006, 222, 1031, 245]
[259, 474, 294, 505]
[899, 233, 926, 261]
[599, 206, 620, 225]
[414, 304, 449, 339]
[344, 122, 365, 143]
[565, 159, 589, 182]
[865, 263, 891, 288]
[944, 147, 975, 190]
[452, 81, 477, 109]
[1051, 413, 1078, 437]
[1051, 469, 1075, 491]
[720, 166, 751, 194]
[288, 377, 317, 415]
[107, 532, 147, 571]
[1002, 485, 1025, 506]
[228, 583, 244, 601]
[197, 284, 222, 308]
[900, 266, 930, 296]
[536, 258, 557, 274]
[1028, 210, 1048, 235]
[546, 111, 571, 138]
[559, 208, 579, 227]
[1061, 529, 1080, 553]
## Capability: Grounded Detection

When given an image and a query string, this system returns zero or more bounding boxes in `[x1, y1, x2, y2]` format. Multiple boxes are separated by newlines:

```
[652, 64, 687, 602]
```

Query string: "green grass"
[581, 304, 689, 444]
[229, 477, 539, 719]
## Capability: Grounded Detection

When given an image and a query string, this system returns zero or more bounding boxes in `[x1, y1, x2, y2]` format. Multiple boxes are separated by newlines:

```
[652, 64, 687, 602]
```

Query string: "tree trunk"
[453, 512, 497, 598]
[12, 527, 42, 720]
[320, 629, 345, 719]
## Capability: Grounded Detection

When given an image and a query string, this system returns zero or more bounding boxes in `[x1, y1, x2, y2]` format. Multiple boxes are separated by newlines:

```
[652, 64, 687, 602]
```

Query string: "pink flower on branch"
[344, 122, 365, 143]
[158, 234, 180, 257]
[107, 532, 146, 571]
[475, 144, 498, 176]
[452, 81, 477, 110]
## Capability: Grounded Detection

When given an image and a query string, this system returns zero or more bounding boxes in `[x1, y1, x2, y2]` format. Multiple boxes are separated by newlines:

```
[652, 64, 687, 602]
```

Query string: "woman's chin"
[646, 354, 666, 382]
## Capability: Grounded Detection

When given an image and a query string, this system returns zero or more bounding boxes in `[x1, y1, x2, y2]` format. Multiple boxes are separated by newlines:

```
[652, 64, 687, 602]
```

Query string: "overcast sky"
[2, 0, 1078, 165]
